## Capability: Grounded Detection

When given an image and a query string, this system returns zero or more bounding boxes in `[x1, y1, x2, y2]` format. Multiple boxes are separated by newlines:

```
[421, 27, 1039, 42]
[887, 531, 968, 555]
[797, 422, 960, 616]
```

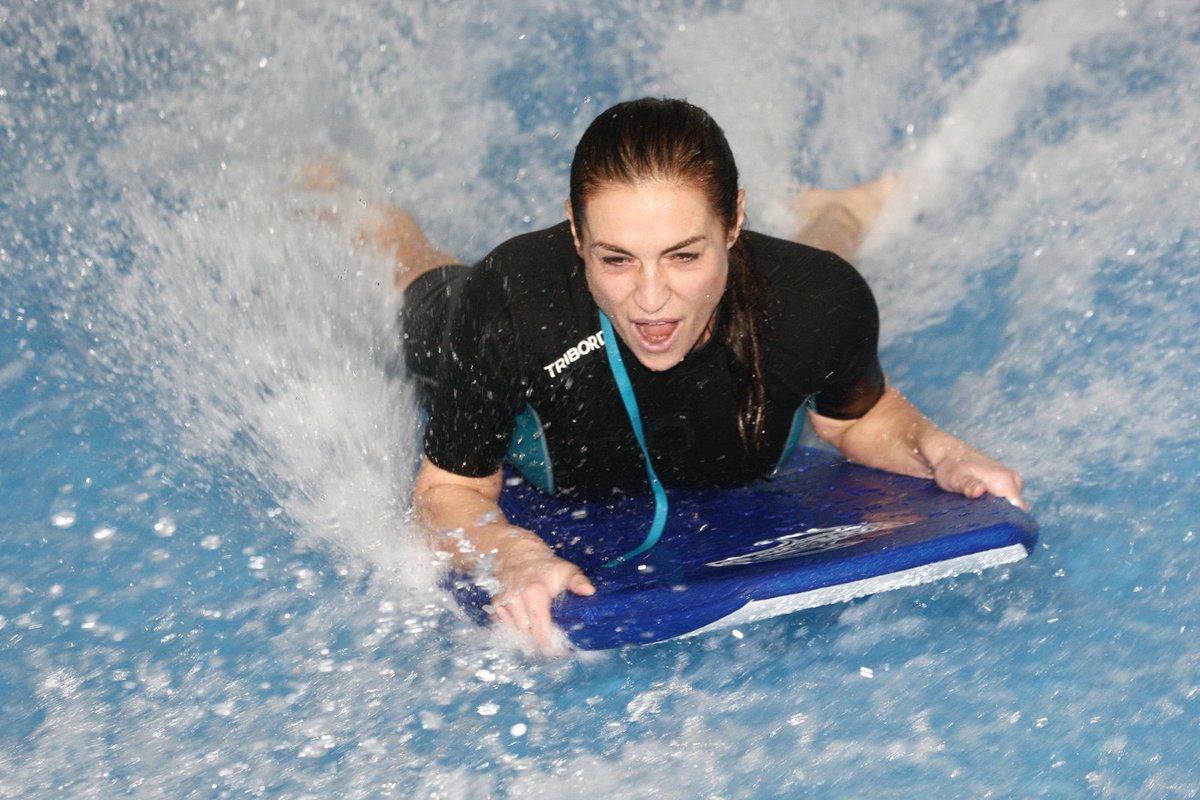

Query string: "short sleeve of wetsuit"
[764, 243, 885, 420]
[421, 263, 523, 477]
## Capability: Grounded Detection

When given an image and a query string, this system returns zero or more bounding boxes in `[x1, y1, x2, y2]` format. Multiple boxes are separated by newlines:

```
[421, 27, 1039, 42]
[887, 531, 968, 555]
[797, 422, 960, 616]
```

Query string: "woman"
[383, 98, 1024, 651]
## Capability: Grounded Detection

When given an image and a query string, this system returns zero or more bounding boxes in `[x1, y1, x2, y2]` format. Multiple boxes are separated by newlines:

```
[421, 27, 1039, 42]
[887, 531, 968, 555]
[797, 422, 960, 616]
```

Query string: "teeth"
[639, 322, 673, 343]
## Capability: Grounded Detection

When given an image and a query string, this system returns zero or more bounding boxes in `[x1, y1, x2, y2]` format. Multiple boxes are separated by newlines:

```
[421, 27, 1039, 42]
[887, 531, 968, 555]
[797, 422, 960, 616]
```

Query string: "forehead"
[578, 180, 717, 239]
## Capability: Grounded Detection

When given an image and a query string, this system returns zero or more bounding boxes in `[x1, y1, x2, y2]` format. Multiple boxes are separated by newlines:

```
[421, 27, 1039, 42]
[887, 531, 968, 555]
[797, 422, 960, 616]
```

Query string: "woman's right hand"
[491, 535, 595, 653]
[413, 457, 595, 653]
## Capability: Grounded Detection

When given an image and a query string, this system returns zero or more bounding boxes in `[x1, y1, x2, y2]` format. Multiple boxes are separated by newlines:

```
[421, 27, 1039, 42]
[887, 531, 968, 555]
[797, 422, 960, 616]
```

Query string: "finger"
[1002, 474, 1029, 512]
[993, 483, 1029, 512]
[495, 599, 535, 636]
[493, 601, 518, 630]
[984, 473, 1029, 512]
[960, 478, 987, 500]
[567, 570, 596, 596]
[526, 596, 557, 651]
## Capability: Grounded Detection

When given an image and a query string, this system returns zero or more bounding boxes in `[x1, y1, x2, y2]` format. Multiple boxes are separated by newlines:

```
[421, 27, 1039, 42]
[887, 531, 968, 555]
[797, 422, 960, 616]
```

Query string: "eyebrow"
[589, 235, 707, 256]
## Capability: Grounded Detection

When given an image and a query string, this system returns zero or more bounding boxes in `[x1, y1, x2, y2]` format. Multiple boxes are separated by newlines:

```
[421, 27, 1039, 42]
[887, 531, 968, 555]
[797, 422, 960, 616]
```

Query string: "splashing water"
[2, 0, 1198, 797]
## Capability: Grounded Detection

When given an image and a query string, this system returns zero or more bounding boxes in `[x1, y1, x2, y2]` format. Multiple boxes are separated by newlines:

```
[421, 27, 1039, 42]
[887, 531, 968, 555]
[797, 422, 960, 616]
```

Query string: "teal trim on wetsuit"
[505, 404, 555, 495]
[506, 386, 811, 490]
[598, 312, 670, 567]
[773, 398, 815, 474]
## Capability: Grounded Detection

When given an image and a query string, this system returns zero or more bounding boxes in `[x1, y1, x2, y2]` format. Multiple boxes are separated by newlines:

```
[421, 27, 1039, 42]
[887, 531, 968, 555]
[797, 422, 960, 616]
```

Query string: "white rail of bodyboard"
[682, 543, 1030, 639]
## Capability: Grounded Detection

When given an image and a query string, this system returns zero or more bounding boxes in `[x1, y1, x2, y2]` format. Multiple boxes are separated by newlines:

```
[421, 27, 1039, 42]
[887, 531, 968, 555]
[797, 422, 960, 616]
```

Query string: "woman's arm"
[413, 457, 595, 651]
[808, 385, 1028, 511]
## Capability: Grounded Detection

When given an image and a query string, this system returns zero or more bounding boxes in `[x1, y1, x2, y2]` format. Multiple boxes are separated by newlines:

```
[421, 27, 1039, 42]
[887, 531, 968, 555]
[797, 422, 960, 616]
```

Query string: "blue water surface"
[2, 1, 1198, 797]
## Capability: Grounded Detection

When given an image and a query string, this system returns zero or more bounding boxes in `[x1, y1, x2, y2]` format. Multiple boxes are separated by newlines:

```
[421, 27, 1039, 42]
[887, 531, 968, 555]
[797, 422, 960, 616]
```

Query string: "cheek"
[584, 267, 622, 312]
[699, 263, 730, 302]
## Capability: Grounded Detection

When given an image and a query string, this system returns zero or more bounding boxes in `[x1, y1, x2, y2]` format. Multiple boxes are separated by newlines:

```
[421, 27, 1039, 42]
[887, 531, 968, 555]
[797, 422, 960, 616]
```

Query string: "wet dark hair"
[569, 97, 769, 456]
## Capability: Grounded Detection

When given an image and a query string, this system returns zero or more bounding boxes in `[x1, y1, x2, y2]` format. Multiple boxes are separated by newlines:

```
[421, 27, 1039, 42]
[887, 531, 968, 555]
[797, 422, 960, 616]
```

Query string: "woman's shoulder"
[743, 229, 852, 276]
[453, 220, 583, 308]
[453, 221, 595, 348]
[475, 221, 578, 278]
[744, 229, 874, 302]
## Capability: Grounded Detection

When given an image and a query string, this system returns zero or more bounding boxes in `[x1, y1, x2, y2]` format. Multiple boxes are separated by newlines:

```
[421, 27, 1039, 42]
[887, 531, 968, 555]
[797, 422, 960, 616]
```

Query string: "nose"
[634, 264, 670, 313]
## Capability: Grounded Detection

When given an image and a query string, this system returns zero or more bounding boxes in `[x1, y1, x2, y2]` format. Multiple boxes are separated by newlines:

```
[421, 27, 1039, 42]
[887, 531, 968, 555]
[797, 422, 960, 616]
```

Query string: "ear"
[728, 189, 747, 248]
[565, 200, 584, 255]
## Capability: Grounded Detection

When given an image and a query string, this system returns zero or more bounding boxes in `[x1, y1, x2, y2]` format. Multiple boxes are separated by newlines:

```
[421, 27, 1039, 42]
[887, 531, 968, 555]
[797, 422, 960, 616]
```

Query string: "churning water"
[2, 1, 1198, 796]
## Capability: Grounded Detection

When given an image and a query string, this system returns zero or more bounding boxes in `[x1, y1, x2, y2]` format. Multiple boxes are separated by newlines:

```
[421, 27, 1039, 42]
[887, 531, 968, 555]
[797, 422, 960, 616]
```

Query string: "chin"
[632, 350, 687, 372]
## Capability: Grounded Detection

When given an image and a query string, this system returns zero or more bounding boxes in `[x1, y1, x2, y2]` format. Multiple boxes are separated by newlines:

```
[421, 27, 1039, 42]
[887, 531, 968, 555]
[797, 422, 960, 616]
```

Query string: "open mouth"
[632, 320, 679, 352]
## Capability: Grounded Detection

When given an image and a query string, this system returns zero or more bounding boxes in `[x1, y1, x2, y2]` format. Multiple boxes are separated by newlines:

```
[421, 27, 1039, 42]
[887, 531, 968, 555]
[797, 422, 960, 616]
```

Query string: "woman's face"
[568, 180, 745, 372]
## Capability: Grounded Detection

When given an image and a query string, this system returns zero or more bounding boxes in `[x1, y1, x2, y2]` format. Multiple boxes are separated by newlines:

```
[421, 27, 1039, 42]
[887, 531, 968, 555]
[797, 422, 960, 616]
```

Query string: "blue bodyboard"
[448, 447, 1038, 650]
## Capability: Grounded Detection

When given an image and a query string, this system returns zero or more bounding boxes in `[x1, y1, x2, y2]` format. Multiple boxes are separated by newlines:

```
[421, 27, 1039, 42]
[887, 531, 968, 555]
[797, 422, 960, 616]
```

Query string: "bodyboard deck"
[448, 447, 1038, 650]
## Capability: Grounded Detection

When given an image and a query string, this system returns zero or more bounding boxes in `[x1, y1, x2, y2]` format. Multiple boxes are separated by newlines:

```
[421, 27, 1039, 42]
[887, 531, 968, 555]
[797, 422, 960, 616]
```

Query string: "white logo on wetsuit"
[543, 329, 605, 378]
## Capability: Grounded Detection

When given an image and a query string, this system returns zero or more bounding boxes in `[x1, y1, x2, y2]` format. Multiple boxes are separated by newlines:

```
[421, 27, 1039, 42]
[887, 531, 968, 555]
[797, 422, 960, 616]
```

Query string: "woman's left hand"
[810, 386, 1028, 512]
[930, 446, 1028, 511]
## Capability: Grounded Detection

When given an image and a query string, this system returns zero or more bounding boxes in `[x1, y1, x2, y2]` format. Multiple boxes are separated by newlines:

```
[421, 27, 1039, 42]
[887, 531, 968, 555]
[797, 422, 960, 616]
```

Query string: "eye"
[601, 255, 633, 267]
[671, 251, 700, 263]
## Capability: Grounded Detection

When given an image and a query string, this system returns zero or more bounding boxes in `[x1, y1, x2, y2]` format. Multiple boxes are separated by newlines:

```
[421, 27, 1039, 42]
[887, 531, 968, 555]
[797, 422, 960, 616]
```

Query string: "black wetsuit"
[402, 221, 884, 499]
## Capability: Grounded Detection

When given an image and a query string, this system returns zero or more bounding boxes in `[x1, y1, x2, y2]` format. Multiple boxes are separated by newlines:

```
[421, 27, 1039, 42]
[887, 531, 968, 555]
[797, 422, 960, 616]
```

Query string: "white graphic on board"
[706, 521, 915, 568]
